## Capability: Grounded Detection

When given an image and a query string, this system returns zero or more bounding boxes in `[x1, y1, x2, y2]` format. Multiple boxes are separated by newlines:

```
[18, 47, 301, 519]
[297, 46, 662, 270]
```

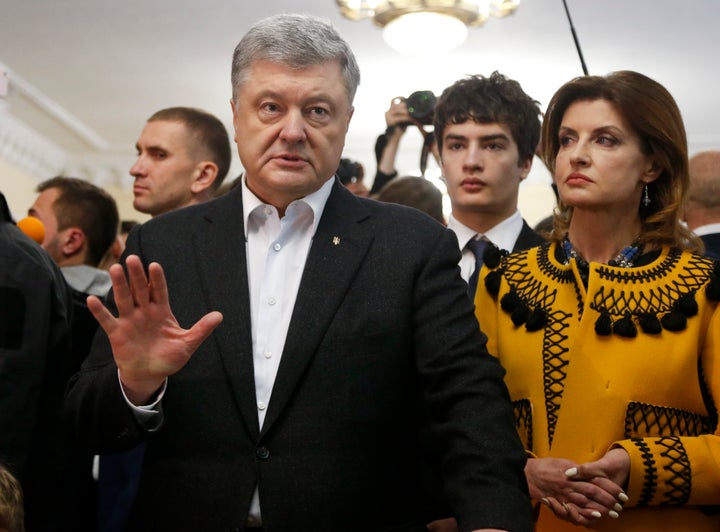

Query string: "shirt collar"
[447, 210, 524, 252]
[693, 223, 720, 237]
[241, 176, 335, 239]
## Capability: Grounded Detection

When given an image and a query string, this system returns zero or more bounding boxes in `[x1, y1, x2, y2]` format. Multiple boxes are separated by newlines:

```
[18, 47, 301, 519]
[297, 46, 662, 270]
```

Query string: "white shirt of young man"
[447, 210, 524, 283]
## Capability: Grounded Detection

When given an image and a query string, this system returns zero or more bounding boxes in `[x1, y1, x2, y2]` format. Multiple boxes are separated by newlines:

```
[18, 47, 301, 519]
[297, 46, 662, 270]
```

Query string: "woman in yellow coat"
[475, 70, 720, 531]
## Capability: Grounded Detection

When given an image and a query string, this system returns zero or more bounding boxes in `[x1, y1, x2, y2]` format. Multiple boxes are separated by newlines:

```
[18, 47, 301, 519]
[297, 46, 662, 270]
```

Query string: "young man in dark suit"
[65, 14, 531, 532]
[434, 73, 546, 295]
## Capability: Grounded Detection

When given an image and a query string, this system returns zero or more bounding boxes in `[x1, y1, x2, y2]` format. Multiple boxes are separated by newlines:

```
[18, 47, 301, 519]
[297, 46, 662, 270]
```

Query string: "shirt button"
[268, 297, 276, 306]
[257, 401, 266, 411]
[256, 446, 270, 460]
[264, 206, 273, 216]
[263, 350, 272, 359]
[273, 242, 282, 251]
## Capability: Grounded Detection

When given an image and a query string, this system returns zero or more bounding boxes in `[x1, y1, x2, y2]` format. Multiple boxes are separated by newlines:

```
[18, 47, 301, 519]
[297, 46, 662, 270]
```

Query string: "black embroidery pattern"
[502, 247, 573, 448]
[513, 398, 533, 452]
[589, 251, 713, 335]
[625, 401, 711, 439]
[631, 438, 658, 506]
[657, 436, 691, 505]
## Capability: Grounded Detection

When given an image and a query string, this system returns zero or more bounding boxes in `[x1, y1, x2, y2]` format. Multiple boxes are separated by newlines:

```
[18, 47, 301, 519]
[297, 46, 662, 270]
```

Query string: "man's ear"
[190, 162, 220, 194]
[518, 156, 534, 182]
[60, 227, 85, 257]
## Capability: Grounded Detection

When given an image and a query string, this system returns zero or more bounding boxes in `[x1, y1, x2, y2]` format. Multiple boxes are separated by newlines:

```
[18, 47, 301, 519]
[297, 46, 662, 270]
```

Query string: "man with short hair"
[683, 150, 720, 258]
[28, 176, 119, 530]
[433, 72, 545, 294]
[66, 14, 530, 532]
[30, 177, 119, 347]
[130, 106, 232, 217]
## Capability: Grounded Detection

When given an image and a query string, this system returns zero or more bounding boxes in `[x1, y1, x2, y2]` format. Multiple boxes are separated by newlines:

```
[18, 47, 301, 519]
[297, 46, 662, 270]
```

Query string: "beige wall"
[0, 158, 40, 220]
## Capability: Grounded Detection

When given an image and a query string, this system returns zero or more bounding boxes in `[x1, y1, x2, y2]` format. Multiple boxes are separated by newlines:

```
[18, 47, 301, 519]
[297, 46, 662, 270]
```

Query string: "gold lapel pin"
[332, 236, 340, 246]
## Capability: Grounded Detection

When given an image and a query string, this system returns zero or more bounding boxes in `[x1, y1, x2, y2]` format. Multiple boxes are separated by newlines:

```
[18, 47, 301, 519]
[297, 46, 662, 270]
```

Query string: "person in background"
[29, 177, 119, 531]
[29, 177, 118, 363]
[335, 157, 369, 197]
[370, 95, 438, 195]
[65, 13, 530, 532]
[1, 190, 73, 531]
[376, 175, 445, 224]
[476, 70, 720, 531]
[130, 106, 232, 217]
[683, 150, 720, 259]
[98, 220, 139, 271]
[96, 107, 231, 532]
[433, 72, 545, 296]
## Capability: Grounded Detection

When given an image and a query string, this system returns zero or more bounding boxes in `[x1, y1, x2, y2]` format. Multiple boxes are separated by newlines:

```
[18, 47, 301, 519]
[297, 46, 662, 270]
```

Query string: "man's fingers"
[126, 255, 151, 306]
[109, 261, 136, 316]
[147, 262, 169, 305]
[86, 295, 117, 334]
[186, 311, 224, 351]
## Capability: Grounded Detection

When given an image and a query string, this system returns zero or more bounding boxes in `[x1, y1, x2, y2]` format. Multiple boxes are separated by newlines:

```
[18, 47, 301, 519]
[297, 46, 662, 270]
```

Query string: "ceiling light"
[336, 0, 519, 54]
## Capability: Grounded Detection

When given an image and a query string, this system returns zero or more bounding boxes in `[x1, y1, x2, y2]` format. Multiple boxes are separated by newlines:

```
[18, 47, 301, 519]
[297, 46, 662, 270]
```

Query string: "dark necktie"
[466, 237, 488, 297]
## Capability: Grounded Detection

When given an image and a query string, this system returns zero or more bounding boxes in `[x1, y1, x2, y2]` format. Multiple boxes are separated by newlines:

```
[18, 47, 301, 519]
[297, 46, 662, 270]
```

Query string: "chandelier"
[336, 0, 520, 54]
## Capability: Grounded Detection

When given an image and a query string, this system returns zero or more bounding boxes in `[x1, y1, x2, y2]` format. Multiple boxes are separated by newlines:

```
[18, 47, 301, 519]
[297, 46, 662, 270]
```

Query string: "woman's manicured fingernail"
[614, 503, 623, 512]
[609, 510, 619, 519]
[541, 497, 550, 507]
[618, 492, 629, 502]
[591, 511, 601, 518]
[565, 467, 578, 477]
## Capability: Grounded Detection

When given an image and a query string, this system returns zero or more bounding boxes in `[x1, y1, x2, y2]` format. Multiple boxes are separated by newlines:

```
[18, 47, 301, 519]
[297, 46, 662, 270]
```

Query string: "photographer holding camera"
[370, 92, 439, 195]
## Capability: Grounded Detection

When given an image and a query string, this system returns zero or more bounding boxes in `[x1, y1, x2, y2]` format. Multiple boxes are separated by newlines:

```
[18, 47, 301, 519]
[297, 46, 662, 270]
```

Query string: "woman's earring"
[643, 184, 651, 207]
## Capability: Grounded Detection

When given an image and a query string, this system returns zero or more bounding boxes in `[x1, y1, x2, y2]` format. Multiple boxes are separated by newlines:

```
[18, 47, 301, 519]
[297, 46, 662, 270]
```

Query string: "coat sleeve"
[613, 293, 720, 508]
[414, 227, 532, 532]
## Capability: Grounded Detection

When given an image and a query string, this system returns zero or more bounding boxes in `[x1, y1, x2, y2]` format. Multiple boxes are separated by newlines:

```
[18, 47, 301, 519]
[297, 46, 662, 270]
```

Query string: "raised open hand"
[87, 254, 223, 404]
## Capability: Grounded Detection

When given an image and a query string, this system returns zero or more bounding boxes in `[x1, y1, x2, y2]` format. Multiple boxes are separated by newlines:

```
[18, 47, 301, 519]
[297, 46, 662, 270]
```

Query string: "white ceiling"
[1, 0, 719, 191]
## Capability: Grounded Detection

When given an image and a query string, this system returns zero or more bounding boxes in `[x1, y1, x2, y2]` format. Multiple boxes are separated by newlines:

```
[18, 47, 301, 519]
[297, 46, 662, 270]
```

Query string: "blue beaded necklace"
[562, 236, 641, 269]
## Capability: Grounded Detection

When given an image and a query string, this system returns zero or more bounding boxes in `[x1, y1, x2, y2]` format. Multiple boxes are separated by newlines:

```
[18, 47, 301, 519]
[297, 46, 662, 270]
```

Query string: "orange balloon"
[17, 216, 46, 244]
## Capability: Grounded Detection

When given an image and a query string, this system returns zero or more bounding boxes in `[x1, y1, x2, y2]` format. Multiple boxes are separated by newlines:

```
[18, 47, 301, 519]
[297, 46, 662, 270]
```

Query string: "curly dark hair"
[433, 71, 541, 165]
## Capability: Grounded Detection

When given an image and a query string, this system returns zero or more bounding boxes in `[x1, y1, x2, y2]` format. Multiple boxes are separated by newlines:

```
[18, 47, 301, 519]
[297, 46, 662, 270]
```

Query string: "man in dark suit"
[65, 14, 531, 532]
[1, 191, 73, 531]
[433, 73, 546, 295]
[684, 150, 720, 259]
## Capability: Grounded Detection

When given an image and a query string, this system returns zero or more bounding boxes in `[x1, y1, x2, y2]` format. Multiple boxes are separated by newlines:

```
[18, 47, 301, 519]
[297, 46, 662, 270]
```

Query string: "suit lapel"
[512, 220, 545, 252]
[260, 184, 373, 435]
[191, 187, 261, 437]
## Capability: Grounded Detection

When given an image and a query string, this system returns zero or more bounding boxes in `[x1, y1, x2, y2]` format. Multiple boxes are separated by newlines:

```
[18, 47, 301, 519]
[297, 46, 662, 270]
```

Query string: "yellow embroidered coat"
[475, 243, 720, 531]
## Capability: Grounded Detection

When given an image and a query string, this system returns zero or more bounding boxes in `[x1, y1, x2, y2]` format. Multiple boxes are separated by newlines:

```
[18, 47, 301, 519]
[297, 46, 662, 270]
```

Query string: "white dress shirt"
[446, 210, 524, 282]
[123, 175, 335, 525]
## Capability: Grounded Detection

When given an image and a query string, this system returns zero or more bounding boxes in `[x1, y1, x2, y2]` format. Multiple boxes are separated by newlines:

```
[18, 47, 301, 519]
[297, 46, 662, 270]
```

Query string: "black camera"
[404, 90, 436, 126]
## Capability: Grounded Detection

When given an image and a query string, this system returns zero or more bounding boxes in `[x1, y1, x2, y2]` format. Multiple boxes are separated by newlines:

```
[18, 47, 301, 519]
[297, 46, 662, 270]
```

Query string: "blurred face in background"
[130, 120, 200, 216]
[29, 187, 62, 260]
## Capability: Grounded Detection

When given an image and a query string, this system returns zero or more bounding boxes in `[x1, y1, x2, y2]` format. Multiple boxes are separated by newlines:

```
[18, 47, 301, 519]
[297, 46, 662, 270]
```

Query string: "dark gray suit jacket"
[66, 182, 531, 531]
